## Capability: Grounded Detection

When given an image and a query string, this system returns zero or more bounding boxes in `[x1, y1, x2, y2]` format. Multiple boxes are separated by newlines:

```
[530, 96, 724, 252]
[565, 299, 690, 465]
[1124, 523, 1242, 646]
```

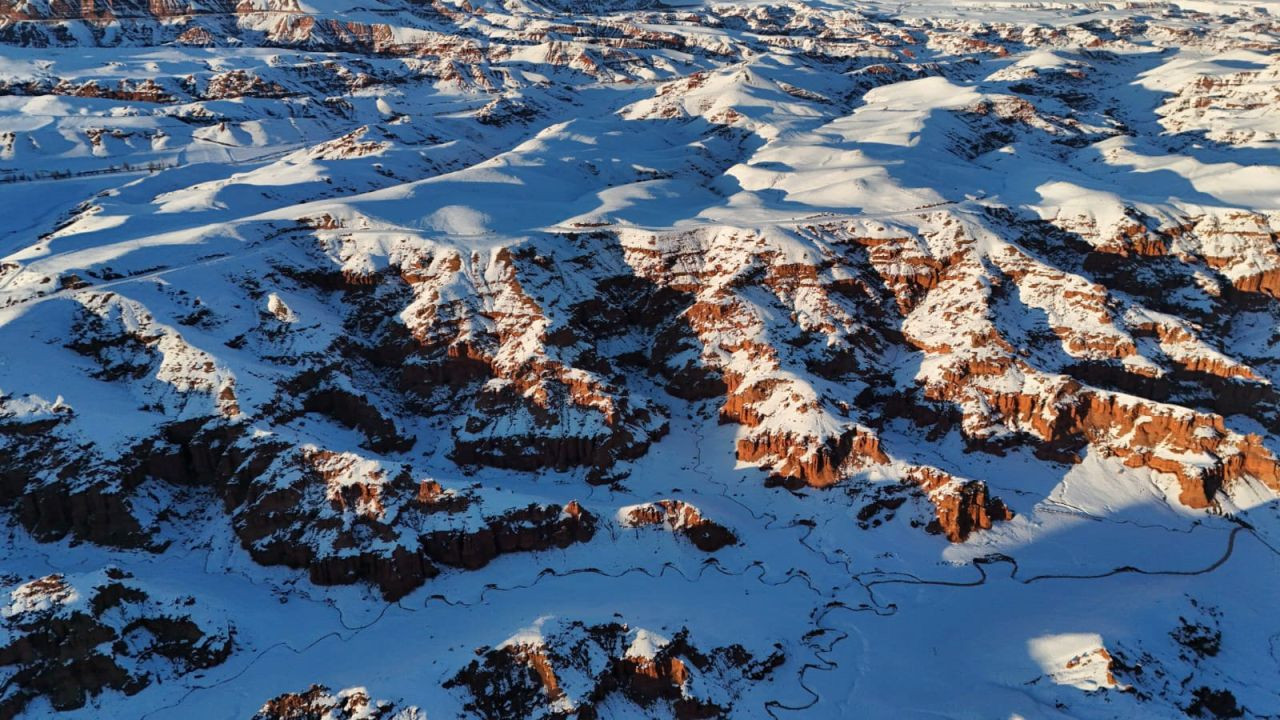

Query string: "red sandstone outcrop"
[621, 499, 737, 551]
[445, 621, 783, 720]
[232, 447, 598, 599]
[0, 569, 232, 716]
[906, 467, 1014, 542]
[254, 685, 415, 719]
[744, 427, 890, 489]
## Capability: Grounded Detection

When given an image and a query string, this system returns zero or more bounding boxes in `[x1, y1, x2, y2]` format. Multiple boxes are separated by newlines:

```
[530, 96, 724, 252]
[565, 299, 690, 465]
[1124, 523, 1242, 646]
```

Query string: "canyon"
[1, 0, 1279, 716]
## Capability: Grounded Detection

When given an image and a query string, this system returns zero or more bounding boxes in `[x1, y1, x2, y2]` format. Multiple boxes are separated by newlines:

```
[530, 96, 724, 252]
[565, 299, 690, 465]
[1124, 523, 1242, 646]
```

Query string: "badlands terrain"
[1, 0, 1280, 716]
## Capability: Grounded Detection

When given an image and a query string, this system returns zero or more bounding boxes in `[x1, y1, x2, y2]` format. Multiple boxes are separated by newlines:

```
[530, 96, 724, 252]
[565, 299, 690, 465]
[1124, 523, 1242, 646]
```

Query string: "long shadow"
[825, 495, 1280, 718]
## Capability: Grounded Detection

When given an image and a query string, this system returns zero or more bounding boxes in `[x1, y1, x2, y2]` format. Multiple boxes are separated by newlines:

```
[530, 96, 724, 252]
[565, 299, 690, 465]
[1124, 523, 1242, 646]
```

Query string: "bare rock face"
[852, 467, 1013, 542]
[906, 468, 1014, 543]
[419, 500, 598, 572]
[0, 569, 232, 716]
[254, 685, 422, 720]
[620, 500, 737, 551]
[445, 620, 783, 720]
[16, 480, 148, 548]
[232, 446, 597, 600]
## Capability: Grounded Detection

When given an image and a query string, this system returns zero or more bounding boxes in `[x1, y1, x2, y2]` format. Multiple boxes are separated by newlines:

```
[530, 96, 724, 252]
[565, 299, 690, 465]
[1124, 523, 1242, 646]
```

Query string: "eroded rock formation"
[620, 500, 737, 551]
[0, 569, 232, 716]
[446, 621, 783, 720]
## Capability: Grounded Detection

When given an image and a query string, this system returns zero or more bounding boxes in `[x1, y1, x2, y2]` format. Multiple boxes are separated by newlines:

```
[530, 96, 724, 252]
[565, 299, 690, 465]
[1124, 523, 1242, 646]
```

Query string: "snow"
[3, 577, 80, 620]
[1027, 633, 1121, 691]
[624, 628, 669, 660]
[0, 0, 1278, 717]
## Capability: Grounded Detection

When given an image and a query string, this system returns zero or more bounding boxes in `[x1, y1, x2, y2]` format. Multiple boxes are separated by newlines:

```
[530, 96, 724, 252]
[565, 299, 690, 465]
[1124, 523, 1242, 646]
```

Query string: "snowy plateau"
[1, 0, 1280, 717]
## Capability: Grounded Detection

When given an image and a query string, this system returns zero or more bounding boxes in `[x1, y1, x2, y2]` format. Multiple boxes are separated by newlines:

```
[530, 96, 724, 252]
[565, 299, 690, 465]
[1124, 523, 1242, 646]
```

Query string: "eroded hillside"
[1, 0, 1279, 717]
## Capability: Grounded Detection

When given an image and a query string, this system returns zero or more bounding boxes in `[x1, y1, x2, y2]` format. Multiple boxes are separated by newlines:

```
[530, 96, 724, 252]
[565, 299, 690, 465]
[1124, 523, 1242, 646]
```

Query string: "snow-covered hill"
[1, 0, 1279, 717]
